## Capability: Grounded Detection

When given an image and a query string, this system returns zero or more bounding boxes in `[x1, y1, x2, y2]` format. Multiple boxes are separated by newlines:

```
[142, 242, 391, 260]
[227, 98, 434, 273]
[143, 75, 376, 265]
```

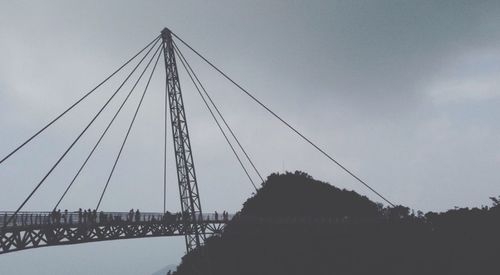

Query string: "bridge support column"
[161, 28, 205, 253]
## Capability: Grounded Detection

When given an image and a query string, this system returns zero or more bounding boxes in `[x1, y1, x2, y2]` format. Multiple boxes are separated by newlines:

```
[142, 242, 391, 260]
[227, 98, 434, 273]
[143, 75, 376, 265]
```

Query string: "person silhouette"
[56, 209, 61, 223]
[78, 208, 82, 223]
[128, 209, 134, 221]
[63, 209, 68, 223]
[135, 209, 140, 222]
[50, 209, 56, 223]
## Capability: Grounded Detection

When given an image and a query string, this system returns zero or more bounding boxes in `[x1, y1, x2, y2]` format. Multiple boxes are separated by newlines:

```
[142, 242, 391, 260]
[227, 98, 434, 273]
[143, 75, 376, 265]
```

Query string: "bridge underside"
[0, 221, 226, 255]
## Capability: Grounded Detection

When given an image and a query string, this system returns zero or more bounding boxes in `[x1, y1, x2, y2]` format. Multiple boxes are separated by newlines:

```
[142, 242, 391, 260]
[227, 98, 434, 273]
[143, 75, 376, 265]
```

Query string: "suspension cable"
[173, 41, 265, 184]
[173, 43, 258, 191]
[96, 45, 163, 210]
[53, 44, 163, 210]
[171, 32, 395, 207]
[3, 38, 161, 228]
[0, 36, 160, 166]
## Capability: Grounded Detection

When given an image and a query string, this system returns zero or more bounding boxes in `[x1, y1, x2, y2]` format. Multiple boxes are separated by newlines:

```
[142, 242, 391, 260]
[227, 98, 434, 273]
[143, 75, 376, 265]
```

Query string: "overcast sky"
[1, 1, 500, 274]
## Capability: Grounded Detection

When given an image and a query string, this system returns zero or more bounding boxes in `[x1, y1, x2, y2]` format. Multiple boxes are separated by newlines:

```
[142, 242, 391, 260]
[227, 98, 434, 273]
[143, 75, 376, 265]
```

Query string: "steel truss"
[0, 220, 225, 255]
[161, 28, 204, 252]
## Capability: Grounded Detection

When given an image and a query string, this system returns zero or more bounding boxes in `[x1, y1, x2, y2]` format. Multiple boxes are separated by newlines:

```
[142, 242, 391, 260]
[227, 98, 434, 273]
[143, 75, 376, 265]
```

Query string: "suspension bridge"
[0, 28, 394, 255]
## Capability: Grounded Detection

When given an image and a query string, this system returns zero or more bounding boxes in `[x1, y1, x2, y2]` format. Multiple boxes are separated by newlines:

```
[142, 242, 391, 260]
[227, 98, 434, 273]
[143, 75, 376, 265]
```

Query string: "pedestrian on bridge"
[128, 209, 134, 221]
[78, 208, 82, 223]
[163, 211, 171, 223]
[135, 209, 141, 222]
[50, 210, 55, 223]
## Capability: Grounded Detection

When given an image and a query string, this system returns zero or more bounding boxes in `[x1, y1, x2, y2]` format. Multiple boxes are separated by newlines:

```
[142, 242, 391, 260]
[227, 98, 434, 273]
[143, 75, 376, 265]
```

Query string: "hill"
[172, 171, 500, 275]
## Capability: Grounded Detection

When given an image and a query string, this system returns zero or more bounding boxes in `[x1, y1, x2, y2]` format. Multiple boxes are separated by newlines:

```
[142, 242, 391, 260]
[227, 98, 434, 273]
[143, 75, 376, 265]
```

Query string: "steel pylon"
[161, 28, 204, 252]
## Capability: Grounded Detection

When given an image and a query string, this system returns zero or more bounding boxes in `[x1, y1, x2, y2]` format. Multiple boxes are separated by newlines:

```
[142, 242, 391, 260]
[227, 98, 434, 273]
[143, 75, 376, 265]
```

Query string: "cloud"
[427, 48, 500, 104]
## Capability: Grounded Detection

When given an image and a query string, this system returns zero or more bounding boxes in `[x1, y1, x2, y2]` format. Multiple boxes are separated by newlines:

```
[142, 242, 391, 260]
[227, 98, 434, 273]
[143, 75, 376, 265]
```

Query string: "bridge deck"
[0, 211, 231, 255]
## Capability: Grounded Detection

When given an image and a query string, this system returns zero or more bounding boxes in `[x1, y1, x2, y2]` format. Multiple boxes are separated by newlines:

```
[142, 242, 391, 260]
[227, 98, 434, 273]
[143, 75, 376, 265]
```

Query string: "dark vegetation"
[172, 171, 500, 275]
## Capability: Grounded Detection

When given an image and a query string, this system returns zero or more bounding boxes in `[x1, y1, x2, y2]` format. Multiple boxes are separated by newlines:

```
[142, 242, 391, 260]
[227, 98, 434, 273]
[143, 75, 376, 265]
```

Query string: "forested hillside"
[172, 171, 500, 275]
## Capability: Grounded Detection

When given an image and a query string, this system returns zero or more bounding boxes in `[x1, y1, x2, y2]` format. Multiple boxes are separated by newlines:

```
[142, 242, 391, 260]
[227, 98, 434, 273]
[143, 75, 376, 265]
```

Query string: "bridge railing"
[0, 211, 233, 228]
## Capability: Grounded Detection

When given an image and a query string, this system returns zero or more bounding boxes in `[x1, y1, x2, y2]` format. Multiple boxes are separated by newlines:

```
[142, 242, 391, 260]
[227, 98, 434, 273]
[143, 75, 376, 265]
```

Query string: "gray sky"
[1, 1, 500, 274]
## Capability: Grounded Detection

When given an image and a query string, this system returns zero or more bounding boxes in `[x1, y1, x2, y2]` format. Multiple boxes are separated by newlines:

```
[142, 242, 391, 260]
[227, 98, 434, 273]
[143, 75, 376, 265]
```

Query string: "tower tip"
[161, 28, 171, 39]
